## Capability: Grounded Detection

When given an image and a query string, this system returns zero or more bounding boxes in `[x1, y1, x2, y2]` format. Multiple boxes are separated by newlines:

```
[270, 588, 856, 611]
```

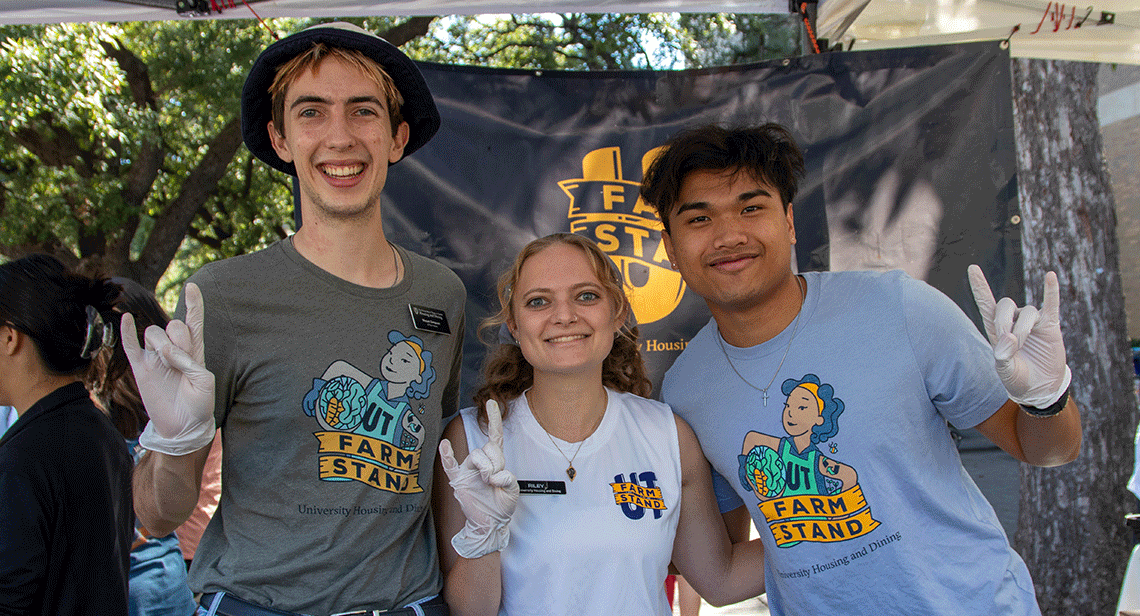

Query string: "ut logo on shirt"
[611, 471, 667, 520]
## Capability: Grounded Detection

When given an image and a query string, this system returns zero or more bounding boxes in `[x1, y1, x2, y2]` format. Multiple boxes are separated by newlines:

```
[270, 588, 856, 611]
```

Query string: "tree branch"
[381, 16, 438, 46]
[99, 37, 158, 110]
[12, 112, 99, 177]
[137, 116, 243, 289]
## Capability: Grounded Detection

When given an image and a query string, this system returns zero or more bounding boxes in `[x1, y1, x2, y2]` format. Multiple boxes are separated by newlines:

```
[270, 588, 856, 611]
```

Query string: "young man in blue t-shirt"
[640, 123, 1081, 615]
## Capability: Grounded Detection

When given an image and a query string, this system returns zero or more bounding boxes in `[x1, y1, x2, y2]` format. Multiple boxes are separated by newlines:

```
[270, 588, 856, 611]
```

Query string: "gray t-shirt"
[183, 238, 465, 613]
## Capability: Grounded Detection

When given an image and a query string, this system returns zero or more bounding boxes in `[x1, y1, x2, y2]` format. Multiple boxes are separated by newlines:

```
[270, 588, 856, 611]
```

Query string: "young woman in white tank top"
[434, 233, 765, 616]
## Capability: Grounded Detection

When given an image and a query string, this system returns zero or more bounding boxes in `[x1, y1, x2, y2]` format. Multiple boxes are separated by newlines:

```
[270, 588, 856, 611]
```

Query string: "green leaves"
[0, 14, 802, 293]
[407, 13, 801, 71]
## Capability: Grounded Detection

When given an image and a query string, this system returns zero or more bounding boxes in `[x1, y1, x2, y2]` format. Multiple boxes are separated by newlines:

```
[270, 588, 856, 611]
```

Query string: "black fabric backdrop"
[377, 41, 1020, 403]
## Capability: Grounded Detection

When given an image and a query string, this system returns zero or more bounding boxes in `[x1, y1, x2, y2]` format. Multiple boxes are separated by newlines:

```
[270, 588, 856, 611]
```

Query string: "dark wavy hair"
[87, 277, 171, 440]
[0, 254, 121, 378]
[472, 233, 652, 425]
[781, 374, 844, 445]
[640, 123, 806, 234]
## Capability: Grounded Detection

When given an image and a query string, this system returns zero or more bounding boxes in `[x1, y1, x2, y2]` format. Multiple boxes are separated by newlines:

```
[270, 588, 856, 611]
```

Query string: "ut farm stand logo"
[558, 146, 685, 326]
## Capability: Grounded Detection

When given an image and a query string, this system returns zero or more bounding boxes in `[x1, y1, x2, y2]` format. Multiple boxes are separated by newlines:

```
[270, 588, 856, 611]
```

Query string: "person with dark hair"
[87, 277, 197, 616]
[639, 123, 1082, 615]
[0, 253, 134, 615]
[126, 21, 462, 616]
[434, 233, 764, 616]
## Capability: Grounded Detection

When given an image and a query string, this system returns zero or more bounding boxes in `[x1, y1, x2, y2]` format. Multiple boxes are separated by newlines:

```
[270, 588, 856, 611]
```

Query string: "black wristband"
[1019, 387, 1070, 418]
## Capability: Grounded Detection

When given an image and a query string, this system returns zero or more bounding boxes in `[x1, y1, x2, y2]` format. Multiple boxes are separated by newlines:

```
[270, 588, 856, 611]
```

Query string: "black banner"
[383, 41, 1020, 401]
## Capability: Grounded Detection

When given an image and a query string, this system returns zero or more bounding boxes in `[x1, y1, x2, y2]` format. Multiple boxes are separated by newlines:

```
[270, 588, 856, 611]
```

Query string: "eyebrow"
[673, 187, 777, 217]
[521, 282, 604, 297]
[289, 95, 385, 110]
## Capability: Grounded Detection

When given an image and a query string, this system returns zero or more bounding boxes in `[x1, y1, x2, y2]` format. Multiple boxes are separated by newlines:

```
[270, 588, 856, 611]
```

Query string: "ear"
[613, 298, 631, 331]
[662, 230, 677, 269]
[268, 120, 294, 163]
[388, 121, 410, 164]
[786, 202, 797, 245]
[0, 324, 20, 357]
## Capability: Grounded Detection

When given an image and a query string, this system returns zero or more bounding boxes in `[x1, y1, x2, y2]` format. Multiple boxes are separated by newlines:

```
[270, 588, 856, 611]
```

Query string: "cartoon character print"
[739, 374, 879, 547]
[739, 374, 855, 500]
[300, 331, 438, 494]
[303, 330, 436, 451]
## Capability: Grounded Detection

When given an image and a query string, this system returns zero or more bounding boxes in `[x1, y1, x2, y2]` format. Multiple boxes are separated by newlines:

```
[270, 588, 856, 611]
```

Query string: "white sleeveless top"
[460, 388, 682, 616]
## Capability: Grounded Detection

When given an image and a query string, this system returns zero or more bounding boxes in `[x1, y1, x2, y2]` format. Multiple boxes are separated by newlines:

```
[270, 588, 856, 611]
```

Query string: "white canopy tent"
[824, 0, 1140, 65]
[2, 0, 1138, 64]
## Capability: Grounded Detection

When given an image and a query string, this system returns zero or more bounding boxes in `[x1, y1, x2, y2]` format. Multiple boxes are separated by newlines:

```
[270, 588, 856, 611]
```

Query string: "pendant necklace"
[544, 431, 585, 481]
[716, 277, 805, 407]
[533, 392, 606, 481]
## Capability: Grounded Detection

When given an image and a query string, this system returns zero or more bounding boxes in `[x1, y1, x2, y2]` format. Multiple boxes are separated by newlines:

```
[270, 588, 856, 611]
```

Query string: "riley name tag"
[518, 480, 567, 495]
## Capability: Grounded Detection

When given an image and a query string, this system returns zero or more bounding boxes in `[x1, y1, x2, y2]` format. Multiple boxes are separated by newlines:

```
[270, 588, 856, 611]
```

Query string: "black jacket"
[0, 382, 133, 616]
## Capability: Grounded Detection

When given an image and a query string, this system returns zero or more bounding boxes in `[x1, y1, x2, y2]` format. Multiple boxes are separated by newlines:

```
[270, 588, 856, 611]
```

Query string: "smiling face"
[507, 242, 623, 381]
[662, 168, 797, 320]
[268, 55, 409, 224]
[783, 386, 824, 438]
[381, 340, 422, 385]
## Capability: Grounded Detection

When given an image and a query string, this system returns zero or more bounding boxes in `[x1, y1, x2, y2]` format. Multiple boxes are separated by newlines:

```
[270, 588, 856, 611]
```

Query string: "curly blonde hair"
[473, 233, 652, 425]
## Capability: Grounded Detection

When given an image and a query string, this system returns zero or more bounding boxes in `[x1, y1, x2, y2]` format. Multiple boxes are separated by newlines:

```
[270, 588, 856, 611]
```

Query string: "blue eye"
[578, 291, 600, 302]
[525, 297, 547, 308]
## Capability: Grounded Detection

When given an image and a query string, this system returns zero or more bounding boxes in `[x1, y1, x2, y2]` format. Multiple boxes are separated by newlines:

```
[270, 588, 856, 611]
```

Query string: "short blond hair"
[269, 43, 404, 138]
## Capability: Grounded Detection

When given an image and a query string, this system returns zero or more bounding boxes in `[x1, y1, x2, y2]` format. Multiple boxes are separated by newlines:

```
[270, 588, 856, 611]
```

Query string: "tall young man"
[641, 123, 1081, 615]
[125, 23, 463, 615]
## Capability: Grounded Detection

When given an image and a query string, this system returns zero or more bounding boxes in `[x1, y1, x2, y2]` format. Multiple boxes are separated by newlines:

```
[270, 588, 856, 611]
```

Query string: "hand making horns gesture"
[967, 265, 1071, 410]
[121, 282, 216, 456]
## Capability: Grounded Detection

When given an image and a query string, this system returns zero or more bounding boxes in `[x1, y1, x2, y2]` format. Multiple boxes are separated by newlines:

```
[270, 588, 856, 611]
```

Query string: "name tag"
[408, 304, 451, 335]
[518, 480, 567, 495]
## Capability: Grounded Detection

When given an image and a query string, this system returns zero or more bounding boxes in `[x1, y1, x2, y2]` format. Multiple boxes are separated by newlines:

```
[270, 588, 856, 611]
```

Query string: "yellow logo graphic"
[558, 147, 685, 325]
[758, 485, 880, 548]
[611, 481, 668, 510]
[315, 432, 423, 494]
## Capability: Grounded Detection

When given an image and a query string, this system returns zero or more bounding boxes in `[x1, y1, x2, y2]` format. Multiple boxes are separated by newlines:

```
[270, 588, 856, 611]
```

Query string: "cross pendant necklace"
[716, 277, 805, 407]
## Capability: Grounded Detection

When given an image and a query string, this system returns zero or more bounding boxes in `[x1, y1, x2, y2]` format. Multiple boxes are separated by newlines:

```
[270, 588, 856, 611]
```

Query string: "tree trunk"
[1009, 57, 1137, 615]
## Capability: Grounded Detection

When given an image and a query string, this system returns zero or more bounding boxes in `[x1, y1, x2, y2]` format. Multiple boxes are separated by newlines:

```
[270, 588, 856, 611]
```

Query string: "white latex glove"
[439, 399, 519, 559]
[123, 282, 216, 456]
[967, 264, 1071, 408]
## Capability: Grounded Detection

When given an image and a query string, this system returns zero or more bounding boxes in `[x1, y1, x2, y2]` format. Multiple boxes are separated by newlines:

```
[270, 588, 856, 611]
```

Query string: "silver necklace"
[716, 277, 805, 407]
[386, 241, 402, 287]
[532, 392, 606, 481]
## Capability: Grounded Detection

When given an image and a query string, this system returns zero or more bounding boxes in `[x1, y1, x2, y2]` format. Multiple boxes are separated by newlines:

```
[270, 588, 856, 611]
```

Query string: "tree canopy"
[0, 14, 798, 301]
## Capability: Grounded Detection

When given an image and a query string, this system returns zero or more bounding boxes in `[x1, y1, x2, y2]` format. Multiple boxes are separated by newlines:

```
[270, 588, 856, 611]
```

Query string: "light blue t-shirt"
[0, 407, 17, 437]
[663, 270, 1038, 616]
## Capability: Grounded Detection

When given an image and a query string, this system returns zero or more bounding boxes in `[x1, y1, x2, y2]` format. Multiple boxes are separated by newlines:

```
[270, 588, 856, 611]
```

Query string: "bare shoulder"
[442, 412, 470, 461]
[673, 413, 709, 481]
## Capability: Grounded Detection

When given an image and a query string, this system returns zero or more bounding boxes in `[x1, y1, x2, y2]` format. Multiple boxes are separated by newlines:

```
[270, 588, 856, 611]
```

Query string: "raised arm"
[123, 283, 217, 536]
[967, 266, 1082, 466]
[670, 416, 765, 606]
[433, 400, 518, 616]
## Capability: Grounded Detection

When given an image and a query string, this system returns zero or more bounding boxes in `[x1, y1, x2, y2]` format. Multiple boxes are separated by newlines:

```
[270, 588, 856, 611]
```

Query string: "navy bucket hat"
[241, 22, 440, 176]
